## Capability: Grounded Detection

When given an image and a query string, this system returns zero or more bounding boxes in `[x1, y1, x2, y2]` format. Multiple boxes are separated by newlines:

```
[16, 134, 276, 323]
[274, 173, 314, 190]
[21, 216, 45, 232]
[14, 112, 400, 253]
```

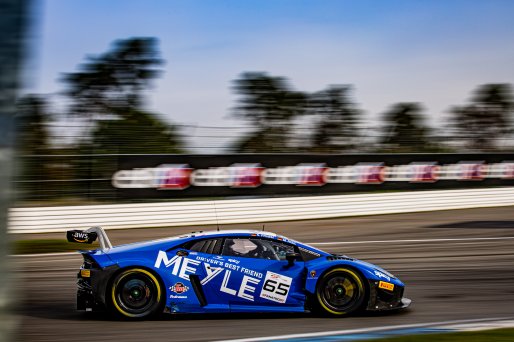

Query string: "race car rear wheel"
[316, 267, 366, 316]
[110, 268, 163, 319]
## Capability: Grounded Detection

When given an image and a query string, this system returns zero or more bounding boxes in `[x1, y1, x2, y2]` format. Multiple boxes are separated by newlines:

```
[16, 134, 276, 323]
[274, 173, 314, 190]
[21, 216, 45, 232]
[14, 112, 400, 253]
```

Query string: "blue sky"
[28, 0, 514, 149]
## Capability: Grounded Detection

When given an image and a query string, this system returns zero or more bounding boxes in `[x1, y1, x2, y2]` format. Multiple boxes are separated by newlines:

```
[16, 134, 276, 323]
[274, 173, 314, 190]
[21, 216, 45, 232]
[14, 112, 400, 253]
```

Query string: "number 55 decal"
[259, 271, 292, 303]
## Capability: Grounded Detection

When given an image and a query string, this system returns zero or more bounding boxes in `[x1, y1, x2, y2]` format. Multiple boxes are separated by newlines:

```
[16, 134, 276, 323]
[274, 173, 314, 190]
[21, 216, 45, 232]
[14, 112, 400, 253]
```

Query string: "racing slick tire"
[109, 268, 164, 319]
[315, 267, 367, 316]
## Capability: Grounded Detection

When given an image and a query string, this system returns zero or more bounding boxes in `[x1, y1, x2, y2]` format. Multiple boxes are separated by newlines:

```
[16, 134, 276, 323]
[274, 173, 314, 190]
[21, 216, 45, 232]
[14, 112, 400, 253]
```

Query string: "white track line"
[441, 319, 514, 331]
[215, 316, 514, 342]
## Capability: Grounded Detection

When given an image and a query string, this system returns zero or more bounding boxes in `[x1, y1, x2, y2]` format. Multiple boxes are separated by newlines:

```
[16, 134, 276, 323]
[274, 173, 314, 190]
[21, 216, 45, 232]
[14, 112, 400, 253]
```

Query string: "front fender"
[304, 258, 404, 295]
[305, 260, 361, 295]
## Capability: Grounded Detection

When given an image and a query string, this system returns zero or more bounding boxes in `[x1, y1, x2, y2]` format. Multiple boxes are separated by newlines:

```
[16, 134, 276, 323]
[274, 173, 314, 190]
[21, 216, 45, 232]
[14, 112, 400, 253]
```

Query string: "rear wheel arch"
[107, 266, 166, 319]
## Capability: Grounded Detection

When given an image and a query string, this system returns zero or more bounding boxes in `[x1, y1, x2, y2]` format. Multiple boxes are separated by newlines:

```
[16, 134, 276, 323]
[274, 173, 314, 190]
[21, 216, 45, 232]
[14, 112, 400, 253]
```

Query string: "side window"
[268, 240, 295, 261]
[222, 238, 297, 261]
[222, 238, 258, 258]
[184, 238, 222, 254]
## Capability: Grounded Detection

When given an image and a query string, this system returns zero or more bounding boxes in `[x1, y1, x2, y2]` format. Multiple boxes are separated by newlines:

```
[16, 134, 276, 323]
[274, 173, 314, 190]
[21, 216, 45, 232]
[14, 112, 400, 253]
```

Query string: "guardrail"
[9, 187, 514, 234]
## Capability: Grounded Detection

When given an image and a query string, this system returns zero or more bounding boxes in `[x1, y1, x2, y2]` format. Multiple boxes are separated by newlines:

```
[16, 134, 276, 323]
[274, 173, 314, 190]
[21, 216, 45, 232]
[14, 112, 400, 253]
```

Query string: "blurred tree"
[61, 36, 182, 153]
[308, 85, 360, 152]
[59, 37, 183, 201]
[90, 109, 182, 154]
[16, 94, 50, 155]
[380, 102, 433, 152]
[450, 83, 513, 151]
[69, 109, 183, 201]
[62, 37, 163, 118]
[232, 72, 307, 152]
[15, 95, 53, 201]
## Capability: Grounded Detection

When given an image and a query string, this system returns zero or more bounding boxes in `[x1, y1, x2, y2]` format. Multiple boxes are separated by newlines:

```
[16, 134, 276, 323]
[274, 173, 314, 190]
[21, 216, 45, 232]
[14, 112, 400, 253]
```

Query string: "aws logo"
[72, 232, 89, 243]
[66, 230, 97, 244]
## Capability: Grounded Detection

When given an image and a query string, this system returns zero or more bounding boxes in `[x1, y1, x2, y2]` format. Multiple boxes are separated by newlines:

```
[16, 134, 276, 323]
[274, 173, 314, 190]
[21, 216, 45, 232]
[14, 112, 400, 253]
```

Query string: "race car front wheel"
[316, 267, 366, 316]
[110, 268, 163, 319]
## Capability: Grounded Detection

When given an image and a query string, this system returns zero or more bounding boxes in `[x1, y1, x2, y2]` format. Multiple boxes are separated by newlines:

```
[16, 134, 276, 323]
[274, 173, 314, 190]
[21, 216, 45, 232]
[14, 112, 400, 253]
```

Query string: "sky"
[27, 0, 514, 151]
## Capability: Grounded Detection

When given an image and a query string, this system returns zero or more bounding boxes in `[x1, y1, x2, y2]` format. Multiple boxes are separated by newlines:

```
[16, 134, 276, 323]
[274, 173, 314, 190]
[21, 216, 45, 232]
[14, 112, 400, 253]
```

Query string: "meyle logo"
[155, 251, 266, 302]
[170, 282, 189, 294]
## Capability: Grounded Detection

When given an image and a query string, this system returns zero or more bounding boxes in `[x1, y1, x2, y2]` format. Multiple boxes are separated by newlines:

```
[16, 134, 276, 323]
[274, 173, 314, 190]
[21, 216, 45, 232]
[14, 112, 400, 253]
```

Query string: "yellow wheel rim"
[111, 268, 161, 318]
[316, 268, 364, 315]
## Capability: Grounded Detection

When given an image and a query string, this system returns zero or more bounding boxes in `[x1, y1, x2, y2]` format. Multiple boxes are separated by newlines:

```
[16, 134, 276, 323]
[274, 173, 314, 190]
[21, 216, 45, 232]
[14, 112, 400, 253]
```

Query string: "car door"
[178, 237, 231, 312]
[219, 237, 306, 312]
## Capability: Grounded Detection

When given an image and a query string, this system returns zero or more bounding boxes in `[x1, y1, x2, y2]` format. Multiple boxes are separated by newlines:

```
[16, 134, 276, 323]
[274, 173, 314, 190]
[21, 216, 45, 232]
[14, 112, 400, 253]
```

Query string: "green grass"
[378, 328, 514, 342]
[12, 239, 98, 254]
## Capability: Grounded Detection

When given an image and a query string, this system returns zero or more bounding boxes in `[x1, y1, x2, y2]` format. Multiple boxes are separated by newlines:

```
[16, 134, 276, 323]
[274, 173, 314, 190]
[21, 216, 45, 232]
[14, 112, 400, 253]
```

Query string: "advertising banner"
[112, 154, 514, 198]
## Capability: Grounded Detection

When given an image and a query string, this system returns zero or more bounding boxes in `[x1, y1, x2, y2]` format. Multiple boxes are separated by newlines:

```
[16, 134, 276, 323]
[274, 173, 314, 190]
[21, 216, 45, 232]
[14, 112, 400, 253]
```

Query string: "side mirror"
[285, 252, 300, 266]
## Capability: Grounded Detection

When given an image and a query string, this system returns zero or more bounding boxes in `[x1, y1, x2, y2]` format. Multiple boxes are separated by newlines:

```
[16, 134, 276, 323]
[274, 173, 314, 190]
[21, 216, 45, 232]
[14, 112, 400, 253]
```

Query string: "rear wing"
[66, 226, 113, 251]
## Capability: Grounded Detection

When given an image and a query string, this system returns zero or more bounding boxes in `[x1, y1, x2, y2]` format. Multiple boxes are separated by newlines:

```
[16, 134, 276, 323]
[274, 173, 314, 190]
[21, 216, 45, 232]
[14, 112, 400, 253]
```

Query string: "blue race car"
[67, 227, 411, 319]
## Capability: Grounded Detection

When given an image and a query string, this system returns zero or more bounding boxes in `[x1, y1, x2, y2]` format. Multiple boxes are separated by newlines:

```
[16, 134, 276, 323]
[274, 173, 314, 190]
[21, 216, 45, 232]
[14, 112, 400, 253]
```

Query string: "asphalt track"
[11, 206, 514, 342]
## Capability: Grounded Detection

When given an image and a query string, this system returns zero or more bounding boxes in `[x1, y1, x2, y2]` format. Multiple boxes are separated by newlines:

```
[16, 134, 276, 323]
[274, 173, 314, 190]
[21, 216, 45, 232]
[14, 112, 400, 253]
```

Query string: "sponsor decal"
[229, 163, 264, 188]
[503, 162, 514, 179]
[113, 161, 514, 189]
[200, 264, 223, 285]
[195, 255, 224, 266]
[155, 251, 264, 302]
[355, 163, 386, 184]
[227, 258, 240, 264]
[326, 166, 354, 183]
[155, 252, 202, 281]
[458, 162, 486, 181]
[259, 271, 292, 304]
[156, 164, 192, 190]
[170, 295, 188, 299]
[112, 164, 191, 189]
[262, 166, 298, 184]
[378, 281, 395, 291]
[255, 232, 277, 239]
[190, 164, 264, 187]
[409, 162, 439, 183]
[494, 162, 514, 179]
[278, 236, 298, 245]
[67, 230, 97, 244]
[295, 163, 328, 186]
[72, 232, 89, 243]
[374, 270, 391, 281]
[80, 269, 91, 278]
[170, 282, 189, 294]
[191, 168, 232, 186]
[487, 162, 514, 179]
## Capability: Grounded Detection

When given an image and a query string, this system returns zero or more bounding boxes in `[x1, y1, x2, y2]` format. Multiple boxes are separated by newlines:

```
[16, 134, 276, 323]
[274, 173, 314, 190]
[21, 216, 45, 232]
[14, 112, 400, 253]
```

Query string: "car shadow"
[17, 300, 408, 322]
